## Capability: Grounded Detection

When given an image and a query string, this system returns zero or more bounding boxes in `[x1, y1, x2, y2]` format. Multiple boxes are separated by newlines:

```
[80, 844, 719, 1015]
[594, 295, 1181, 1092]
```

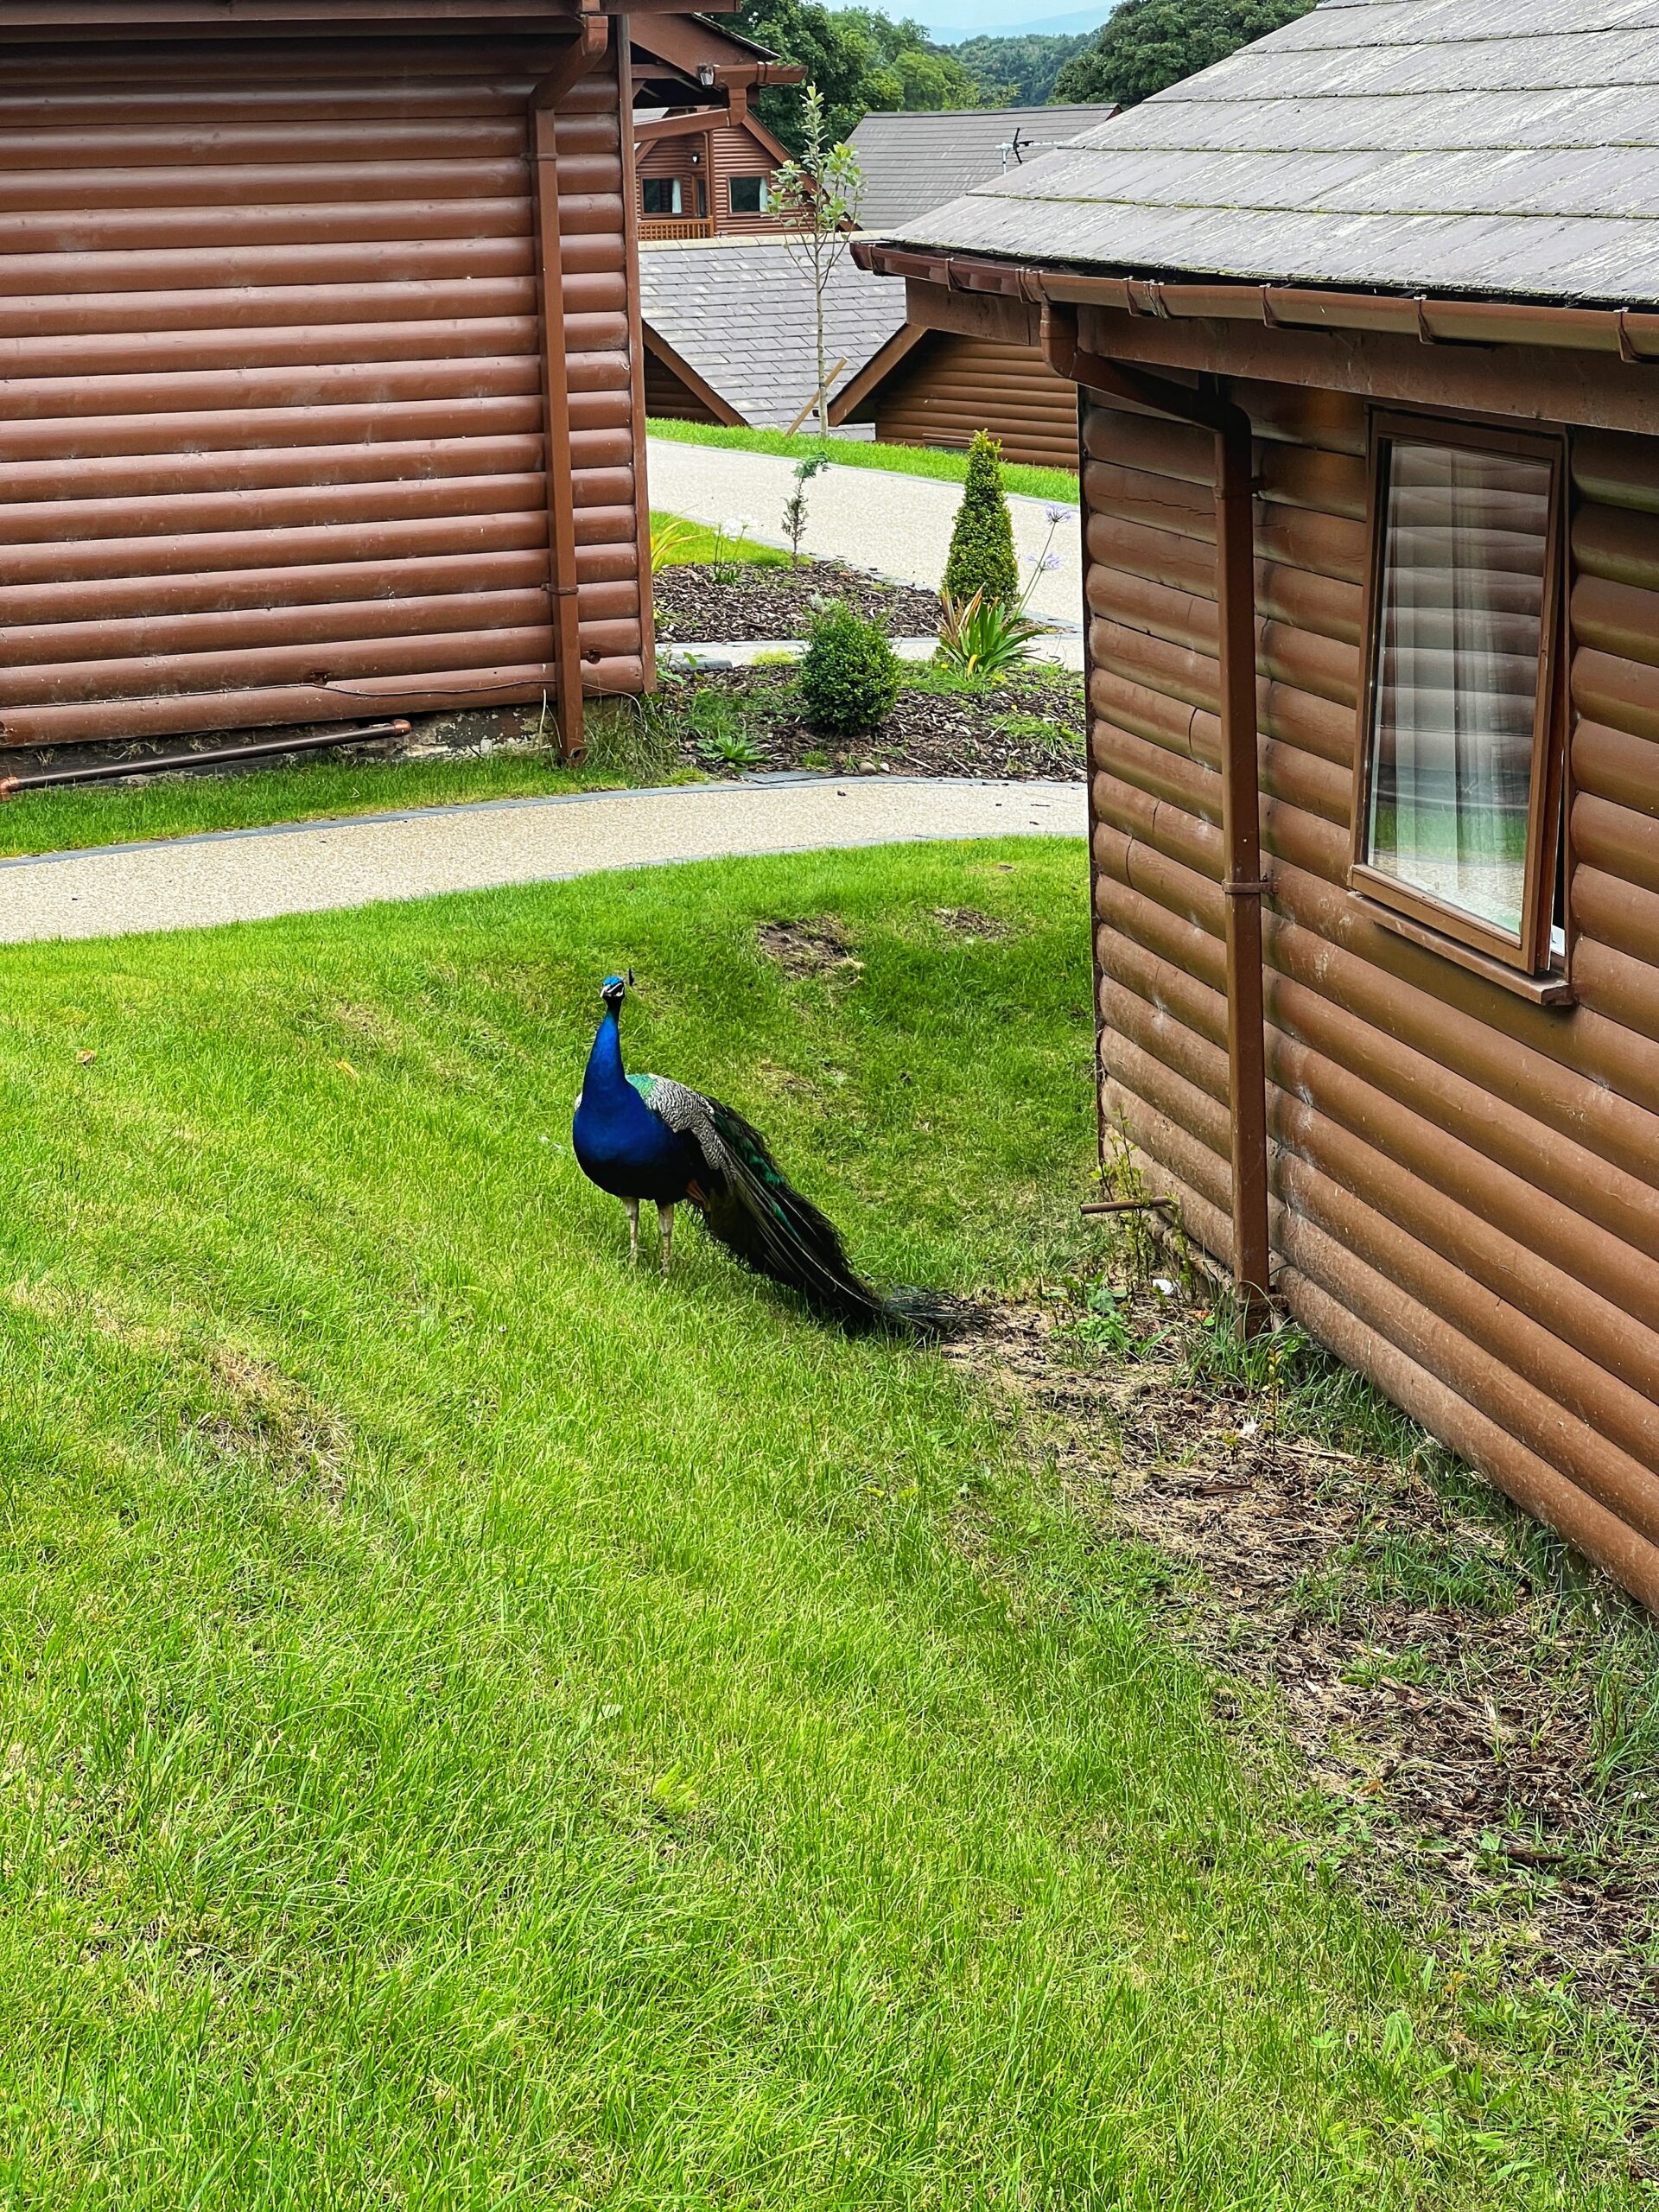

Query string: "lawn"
[0, 841, 1642, 2207]
[649, 509, 789, 568]
[647, 417, 1081, 507]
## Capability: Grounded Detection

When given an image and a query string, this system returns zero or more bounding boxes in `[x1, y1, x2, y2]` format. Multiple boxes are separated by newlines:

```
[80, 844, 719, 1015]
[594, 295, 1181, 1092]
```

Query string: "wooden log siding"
[868, 330, 1077, 472]
[0, 31, 648, 747]
[1084, 387, 1659, 1606]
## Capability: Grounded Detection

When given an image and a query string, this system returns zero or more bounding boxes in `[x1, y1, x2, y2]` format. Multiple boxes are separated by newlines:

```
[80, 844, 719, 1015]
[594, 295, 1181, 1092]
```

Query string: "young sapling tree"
[771, 86, 866, 442]
[782, 451, 829, 564]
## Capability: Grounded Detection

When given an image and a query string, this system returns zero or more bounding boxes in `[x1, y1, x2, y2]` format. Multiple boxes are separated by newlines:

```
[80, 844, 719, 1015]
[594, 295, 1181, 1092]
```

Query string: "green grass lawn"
[0, 745, 611, 865]
[647, 418, 1081, 507]
[650, 509, 789, 568]
[0, 842, 1642, 2207]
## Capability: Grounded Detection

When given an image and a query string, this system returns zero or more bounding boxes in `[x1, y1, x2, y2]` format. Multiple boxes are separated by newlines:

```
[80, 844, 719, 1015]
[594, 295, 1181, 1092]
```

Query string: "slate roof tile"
[868, 0, 1659, 307]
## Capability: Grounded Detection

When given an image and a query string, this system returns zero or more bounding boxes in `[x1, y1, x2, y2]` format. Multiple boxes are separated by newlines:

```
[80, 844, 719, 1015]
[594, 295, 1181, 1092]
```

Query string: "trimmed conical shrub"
[942, 431, 1020, 609]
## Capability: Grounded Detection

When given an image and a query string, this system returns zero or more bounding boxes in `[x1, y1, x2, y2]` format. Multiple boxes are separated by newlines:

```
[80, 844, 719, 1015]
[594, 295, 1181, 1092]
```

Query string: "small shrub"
[942, 430, 1019, 609]
[798, 605, 900, 738]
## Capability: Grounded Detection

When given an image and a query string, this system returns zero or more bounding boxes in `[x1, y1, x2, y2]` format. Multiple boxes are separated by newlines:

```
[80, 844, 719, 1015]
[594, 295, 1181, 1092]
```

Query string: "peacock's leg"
[626, 1198, 640, 1267]
[657, 1201, 675, 1278]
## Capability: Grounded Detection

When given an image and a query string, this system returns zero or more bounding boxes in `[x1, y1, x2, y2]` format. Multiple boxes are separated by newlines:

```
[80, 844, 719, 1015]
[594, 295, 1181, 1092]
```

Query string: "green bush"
[798, 605, 901, 738]
[943, 430, 1019, 609]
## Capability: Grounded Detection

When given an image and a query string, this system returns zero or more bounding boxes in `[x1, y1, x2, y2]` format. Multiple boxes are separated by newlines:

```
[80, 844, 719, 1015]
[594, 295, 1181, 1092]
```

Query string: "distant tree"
[1052, 0, 1317, 107]
[950, 30, 1095, 107]
[733, 0, 986, 150]
[772, 86, 866, 440]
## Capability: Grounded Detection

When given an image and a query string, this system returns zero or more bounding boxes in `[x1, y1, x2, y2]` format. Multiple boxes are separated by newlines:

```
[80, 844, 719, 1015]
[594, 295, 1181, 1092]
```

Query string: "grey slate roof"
[638, 236, 907, 429]
[868, 0, 1659, 308]
[848, 105, 1119, 230]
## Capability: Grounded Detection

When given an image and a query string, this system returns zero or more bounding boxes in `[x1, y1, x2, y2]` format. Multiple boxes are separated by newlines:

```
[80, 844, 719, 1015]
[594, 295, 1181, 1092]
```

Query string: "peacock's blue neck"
[582, 1006, 630, 1103]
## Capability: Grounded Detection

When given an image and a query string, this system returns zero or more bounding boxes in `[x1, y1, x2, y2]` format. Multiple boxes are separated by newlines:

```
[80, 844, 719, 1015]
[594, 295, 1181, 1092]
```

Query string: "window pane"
[730, 175, 766, 213]
[641, 178, 681, 215]
[1364, 440, 1552, 940]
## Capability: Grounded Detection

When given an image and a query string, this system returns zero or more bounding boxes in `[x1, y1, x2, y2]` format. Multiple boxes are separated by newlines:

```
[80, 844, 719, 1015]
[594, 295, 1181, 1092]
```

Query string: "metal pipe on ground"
[0, 718, 412, 798]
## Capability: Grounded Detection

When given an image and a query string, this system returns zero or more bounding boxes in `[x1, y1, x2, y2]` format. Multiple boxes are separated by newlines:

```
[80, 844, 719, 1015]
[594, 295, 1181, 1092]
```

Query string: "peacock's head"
[600, 969, 633, 1011]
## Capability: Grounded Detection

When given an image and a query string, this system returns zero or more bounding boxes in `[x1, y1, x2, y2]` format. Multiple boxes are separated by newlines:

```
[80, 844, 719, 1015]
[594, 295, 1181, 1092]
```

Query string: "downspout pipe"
[1042, 300, 1272, 1330]
[527, 8, 612, 762]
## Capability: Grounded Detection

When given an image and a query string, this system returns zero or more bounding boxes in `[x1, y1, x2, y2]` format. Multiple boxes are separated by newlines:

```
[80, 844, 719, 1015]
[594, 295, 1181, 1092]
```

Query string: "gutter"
[850, 239, 1659, 363]
[1042, 300, 1272, 1331]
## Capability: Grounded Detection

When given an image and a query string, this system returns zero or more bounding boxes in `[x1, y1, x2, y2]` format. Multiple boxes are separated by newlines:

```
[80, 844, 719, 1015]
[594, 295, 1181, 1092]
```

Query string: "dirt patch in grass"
[931, 907, 1011, 940]
[757, 918, 864, 982]
[653, 558, 944, 642]
[952, 1288, 1659, 2033]
[194, 1346, 351, 1504]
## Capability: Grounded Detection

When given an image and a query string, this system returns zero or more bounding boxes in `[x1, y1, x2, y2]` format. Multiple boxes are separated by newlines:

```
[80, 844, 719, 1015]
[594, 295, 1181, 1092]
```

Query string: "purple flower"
[1046, 504, 1071, 524]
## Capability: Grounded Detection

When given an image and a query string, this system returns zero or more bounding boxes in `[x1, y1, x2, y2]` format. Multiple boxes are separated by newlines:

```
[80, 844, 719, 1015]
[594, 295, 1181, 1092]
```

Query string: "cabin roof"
[862, 0, 1659, 310]
[846, 105, 1118, 230]
[638, 234, 906, 428]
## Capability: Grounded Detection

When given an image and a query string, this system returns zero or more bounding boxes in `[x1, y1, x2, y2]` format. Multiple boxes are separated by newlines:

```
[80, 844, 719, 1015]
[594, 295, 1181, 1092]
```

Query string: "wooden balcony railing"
[639, 216, 715, 241]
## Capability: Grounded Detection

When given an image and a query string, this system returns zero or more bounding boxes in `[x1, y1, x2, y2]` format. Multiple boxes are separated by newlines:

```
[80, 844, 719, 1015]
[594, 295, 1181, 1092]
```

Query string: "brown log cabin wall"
[1084, 382, 1659, 1606]
[866, 329, 1076, 470]
[0, 29, 648, 748]
[641, 340, 720, 422]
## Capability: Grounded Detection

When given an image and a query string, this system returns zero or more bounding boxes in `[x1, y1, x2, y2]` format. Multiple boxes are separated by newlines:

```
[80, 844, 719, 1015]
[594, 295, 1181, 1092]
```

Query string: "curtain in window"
[1365, 441, 1551, 939]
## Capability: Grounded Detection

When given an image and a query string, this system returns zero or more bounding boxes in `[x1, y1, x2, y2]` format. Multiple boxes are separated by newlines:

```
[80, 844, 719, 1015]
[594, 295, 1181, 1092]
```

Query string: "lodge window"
[729, 175, 769, 214]
[1352, 413, 1568, 986]
[641, 177, 683, 217]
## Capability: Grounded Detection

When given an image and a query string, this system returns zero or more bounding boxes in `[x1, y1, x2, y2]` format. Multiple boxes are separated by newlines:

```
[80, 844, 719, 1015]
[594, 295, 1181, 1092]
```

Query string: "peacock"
[572, 972, 946, 1334]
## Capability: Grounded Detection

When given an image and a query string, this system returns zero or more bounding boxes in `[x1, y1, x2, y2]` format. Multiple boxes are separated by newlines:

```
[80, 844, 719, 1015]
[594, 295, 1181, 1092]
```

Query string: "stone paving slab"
[646, 439, 1084, 629]
[0, 775, 1083, 945]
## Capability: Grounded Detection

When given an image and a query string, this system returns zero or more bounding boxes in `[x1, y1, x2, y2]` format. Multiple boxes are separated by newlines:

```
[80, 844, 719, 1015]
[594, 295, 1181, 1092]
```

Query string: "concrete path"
[0, 775, 1082, 944]
[647, 439, 1084, 630]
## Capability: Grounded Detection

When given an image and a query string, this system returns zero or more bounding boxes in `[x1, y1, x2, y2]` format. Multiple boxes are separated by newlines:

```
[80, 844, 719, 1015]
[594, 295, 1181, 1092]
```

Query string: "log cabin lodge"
[0, 0, 779, 760]
[857, 0, 1659, 1611]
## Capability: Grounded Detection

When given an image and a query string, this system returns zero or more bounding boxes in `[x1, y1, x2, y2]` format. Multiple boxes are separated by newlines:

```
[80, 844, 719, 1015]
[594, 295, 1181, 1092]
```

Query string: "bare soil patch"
[931, 907, 1011, 939]
[951, 1287, 1659, 2032]
[757, 918, 863, 981]
[653, 558, 944, 643]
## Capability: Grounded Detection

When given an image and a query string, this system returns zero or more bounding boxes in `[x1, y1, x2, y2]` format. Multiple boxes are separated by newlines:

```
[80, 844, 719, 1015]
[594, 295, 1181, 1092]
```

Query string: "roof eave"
[852, 235, 1659, 364]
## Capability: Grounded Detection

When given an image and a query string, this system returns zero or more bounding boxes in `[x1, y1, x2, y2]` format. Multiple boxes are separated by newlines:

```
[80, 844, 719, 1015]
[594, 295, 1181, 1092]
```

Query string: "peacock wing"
[630, 1072, 729, 1183]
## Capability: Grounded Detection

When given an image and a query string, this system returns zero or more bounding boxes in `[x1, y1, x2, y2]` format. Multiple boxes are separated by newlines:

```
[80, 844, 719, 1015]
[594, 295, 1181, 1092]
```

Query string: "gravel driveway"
[646, 440, 1084, 630]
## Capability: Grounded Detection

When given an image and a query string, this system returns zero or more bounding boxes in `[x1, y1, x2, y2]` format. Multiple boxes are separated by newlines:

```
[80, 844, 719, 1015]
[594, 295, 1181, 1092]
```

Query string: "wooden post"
[528, 19, 608, 762]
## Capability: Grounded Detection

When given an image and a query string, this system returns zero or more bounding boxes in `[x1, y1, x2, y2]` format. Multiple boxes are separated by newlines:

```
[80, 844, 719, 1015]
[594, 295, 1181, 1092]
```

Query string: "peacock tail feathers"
[634, 1069, 911, 1333]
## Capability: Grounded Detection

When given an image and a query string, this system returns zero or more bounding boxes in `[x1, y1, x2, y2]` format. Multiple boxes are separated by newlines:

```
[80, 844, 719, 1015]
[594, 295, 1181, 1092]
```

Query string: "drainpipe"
[527, 9, 612, 762]
[1042, 300, 1272, 1330]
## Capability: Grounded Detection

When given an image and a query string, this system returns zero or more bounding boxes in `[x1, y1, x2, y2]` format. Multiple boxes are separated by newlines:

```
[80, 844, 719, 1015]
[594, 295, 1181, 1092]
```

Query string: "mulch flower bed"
[680, 665, 1085, 783]
[653, 557, 944, 643]
[950, 1282, 1659, 2035]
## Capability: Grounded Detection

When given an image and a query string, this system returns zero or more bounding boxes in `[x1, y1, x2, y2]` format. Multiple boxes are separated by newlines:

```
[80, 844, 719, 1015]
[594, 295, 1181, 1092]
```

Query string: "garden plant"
[798, 603, 901, 736]
[942, 429, 1020, 610]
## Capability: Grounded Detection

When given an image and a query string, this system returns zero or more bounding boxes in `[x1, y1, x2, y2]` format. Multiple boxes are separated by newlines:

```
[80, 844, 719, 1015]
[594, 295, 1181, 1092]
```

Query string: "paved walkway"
[0, 775, 1082, 944]
[647, 439, 1084, 630]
